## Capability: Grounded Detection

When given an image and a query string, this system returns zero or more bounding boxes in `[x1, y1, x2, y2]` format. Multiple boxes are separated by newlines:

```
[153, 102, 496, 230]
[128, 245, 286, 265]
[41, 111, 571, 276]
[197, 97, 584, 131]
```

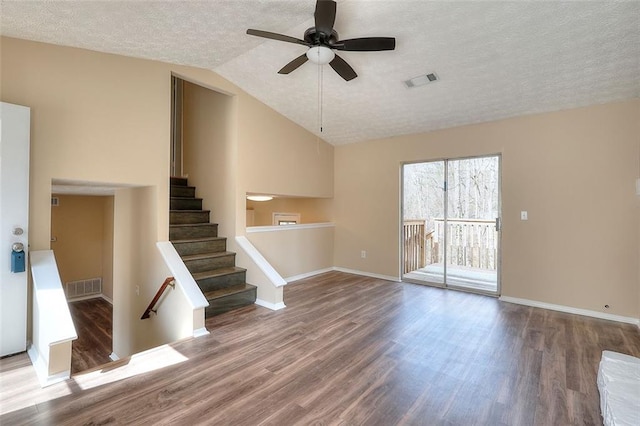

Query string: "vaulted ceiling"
[2, 0, 639, 145]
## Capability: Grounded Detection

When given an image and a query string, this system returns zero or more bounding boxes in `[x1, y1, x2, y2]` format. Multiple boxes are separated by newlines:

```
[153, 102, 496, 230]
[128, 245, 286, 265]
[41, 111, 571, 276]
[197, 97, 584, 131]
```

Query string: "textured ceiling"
[2, 1, 639, 146]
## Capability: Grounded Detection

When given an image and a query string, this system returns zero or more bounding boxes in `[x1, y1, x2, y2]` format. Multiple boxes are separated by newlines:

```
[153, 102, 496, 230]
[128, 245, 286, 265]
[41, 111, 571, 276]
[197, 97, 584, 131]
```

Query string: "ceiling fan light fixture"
[306, 46, 335, 65]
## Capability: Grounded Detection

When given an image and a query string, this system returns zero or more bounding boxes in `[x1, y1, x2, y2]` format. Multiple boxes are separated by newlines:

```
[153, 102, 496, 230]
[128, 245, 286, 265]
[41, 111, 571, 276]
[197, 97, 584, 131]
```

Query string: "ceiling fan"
[246, 0, 396, 81]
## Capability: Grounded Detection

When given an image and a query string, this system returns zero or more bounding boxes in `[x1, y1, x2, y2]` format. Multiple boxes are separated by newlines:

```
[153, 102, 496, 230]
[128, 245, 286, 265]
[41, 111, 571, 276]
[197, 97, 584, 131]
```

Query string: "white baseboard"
[193, 327, 210, 338]
[332, 267, 401, 283]
[66, 293, 113, 304]
[27, 345, 70, 388]
[284, 266, 401, 284]
[499, 296, 640, 326]
[255, 299, 286, 311]
[109, 352, 120, 361]
[285, 267, 334, 283]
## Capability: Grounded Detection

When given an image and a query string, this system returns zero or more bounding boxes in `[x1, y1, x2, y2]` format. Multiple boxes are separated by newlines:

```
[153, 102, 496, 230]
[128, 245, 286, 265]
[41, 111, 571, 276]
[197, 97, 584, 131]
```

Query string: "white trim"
[285, 267, 334, 283]
[27, 345, 70, 387]
[109, 352, 120, 361]
[499, 296, 640, 326]
[192, 327, 210, 338]
[332, 267, 401, 283]
[255, 299, 286, 311]
[156, 242, 209, 309]
[246, 222, 335, 233]
[66, 293, 113, 304]
[235, 236, 287, 287]
[30, 251, 78, 346]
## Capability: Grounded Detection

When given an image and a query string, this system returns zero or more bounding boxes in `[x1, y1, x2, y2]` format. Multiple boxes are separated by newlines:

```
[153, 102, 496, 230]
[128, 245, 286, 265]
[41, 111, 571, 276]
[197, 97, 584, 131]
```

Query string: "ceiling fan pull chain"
[320, 63, 324, 134]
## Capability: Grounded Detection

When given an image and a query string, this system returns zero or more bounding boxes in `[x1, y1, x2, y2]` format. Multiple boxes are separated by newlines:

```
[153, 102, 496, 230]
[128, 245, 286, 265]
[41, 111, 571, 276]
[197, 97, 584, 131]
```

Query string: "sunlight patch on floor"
[72, 344, 189, 391]
[0, 344, 189, 417]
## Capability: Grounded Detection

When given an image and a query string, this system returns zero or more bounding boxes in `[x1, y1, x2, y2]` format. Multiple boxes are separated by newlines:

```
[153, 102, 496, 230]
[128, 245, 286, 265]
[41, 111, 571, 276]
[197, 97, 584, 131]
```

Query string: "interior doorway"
[50, 193, 115, 371]
[402, 155, 501, 295]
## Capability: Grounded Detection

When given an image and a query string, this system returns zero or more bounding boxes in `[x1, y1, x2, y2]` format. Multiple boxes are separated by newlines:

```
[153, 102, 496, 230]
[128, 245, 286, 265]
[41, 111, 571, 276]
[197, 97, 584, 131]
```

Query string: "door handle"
[495, 217, 501, 231]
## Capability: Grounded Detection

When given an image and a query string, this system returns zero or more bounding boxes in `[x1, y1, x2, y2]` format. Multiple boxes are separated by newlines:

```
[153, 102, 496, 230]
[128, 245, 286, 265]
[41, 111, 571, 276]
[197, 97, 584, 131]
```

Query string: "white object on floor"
[597, 350, 640, 426]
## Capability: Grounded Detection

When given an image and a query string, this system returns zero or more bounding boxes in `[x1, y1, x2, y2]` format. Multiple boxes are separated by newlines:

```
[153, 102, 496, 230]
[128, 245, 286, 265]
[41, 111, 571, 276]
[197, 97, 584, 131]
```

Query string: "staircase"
[169, 177, 256, 317]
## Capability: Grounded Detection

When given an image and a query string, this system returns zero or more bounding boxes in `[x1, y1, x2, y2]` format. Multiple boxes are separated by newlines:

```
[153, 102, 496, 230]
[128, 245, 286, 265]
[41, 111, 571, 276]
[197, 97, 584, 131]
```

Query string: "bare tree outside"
[404, 157, 498, 224]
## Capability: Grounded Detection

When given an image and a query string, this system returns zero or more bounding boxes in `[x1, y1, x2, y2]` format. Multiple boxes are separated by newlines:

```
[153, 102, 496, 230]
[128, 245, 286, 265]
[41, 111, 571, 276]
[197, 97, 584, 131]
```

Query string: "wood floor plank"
[68, 298, 113, 374]
[1, 271, 639, 425]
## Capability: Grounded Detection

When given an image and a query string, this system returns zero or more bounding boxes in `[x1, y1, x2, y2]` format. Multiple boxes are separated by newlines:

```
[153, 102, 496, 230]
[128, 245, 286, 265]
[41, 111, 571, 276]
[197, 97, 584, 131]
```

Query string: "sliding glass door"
[402, 155, 500, 295]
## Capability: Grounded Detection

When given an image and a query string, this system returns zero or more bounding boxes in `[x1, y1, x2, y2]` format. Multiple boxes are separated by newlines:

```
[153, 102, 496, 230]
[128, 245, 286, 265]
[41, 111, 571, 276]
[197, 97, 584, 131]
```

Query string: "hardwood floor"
[1, 271, 639, 425]
[68, 298, 113, 374]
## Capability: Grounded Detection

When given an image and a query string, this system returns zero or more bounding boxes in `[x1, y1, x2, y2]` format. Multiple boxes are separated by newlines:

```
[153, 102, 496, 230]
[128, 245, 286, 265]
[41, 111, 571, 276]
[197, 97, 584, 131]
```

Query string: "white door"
[0, 102, 30, 356]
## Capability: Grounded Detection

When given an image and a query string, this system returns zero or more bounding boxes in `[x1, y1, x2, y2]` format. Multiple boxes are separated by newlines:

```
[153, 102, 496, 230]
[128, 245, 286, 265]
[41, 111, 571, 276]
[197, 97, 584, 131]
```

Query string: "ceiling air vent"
[404, 72, 439, 88]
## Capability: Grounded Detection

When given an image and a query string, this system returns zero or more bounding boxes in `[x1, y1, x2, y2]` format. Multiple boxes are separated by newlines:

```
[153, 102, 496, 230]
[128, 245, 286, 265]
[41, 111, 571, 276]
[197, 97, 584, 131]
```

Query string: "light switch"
[521, 211, 528, 220]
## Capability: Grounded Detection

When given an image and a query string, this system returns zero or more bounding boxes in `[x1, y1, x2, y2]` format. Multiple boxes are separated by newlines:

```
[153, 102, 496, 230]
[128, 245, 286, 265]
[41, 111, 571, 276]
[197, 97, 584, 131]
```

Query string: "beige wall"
[2, 36, 335, 354]
[247, 226, 335, 279]
[112, 187, 166, 356]
[235, 93, 334, 236]
[182, 80, 237, 239]
[247, 197, 333, 226]
[1, 38, 171, 251]
[50, 194, 114, 299]
[334, 100, 640, 318]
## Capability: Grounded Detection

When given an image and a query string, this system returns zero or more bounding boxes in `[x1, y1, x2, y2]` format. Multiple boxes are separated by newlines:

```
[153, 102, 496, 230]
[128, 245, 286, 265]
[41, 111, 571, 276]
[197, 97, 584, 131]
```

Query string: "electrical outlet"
[520, 211, 528, 220]
[361, 250, 367, 259]
[135, 285, 140, 296]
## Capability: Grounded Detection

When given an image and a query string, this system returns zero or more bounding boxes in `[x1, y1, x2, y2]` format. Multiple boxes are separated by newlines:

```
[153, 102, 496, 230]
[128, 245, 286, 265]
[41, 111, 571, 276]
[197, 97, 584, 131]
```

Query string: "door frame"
[400, 153, 502, 297]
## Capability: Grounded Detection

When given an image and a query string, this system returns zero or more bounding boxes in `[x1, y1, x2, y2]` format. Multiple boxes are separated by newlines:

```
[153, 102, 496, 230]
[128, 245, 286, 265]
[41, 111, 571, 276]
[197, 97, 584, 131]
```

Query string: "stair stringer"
[233, 236, 286, 310]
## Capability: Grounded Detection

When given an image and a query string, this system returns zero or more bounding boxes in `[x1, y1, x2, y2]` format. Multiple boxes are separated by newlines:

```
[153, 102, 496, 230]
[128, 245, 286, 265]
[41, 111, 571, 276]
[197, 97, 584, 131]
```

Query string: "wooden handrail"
[141, 277, 175, 319]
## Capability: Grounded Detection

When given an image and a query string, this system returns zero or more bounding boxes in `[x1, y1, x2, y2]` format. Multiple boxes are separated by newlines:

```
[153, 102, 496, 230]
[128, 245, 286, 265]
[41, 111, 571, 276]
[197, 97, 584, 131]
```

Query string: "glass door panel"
[402, 155, 500, 295]
[445, 156, 499, 293]
[402, 161, 445, 285]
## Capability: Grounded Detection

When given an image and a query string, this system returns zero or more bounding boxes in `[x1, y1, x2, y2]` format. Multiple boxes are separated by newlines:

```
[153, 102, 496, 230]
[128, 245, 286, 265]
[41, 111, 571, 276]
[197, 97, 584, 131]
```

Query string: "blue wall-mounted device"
[11, 243, 25, 273]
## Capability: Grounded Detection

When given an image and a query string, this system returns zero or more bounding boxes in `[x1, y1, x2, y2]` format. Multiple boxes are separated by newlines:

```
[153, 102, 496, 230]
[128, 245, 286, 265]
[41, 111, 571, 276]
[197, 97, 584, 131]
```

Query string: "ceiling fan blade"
[334, 37, 396, 51]
[247, 29, 310, 47]
[278, 54, 309, 74]
[329, 54, 357, 81]
[315, 0, 337, 36]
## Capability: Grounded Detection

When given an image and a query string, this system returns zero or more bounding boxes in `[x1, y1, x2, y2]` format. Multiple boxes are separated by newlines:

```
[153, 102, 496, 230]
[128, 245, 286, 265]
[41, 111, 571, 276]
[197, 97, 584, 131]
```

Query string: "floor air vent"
[66, 278, 102, 299]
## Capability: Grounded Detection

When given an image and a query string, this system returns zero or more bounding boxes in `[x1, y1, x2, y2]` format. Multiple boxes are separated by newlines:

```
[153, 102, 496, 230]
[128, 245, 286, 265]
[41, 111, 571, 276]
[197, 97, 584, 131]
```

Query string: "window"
[272, 212, 301, 226]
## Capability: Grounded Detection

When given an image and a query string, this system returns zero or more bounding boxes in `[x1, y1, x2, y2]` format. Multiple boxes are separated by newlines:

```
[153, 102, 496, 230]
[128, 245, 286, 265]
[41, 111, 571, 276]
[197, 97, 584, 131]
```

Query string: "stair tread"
[170, 196, 202, 201]
[170, 177, 188, 185]
[181, 251, 235, 261]
[203, 283, 256, 300]
[193, 266, 246, 280]
[170, 223, 218, 228]
[171, 236, 225, 244]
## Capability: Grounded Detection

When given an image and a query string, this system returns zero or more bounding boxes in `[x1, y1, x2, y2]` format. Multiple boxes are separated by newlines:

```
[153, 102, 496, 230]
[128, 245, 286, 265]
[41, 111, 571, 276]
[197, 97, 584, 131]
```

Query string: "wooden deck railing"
[403, 218, 497, 274]
[403, 220, 437, 274]
[403, 220, 424, 274]
[435, 218, 497, 270]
